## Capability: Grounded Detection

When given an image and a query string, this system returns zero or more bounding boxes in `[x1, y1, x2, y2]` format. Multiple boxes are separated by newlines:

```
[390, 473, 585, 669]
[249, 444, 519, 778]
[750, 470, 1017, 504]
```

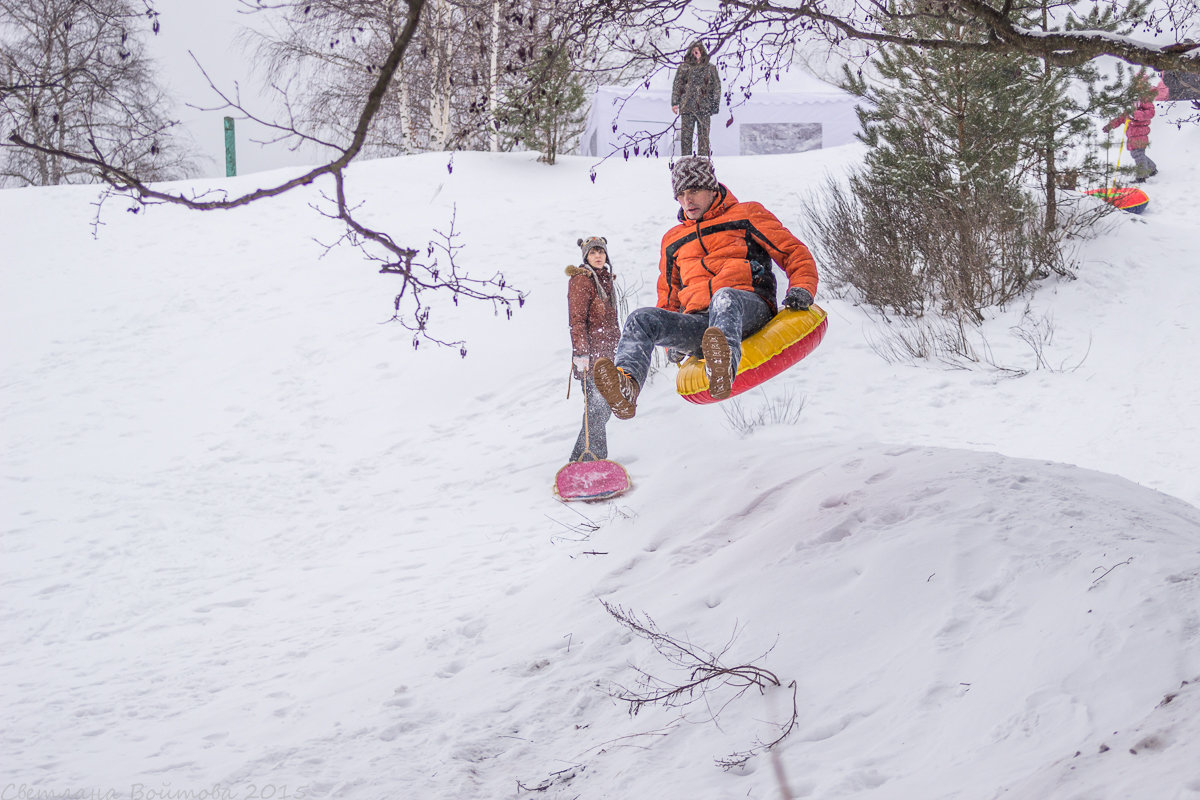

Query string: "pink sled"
[554, 459, 631, 501]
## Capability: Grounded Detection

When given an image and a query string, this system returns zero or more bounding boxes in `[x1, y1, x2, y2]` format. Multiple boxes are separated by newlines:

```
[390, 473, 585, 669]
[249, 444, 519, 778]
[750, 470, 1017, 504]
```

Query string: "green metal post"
[223, 116, 237, 177]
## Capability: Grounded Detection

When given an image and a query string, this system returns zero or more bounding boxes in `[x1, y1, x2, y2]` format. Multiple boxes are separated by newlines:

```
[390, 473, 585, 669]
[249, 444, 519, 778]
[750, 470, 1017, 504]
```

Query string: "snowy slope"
[2, 120, 1200, 800]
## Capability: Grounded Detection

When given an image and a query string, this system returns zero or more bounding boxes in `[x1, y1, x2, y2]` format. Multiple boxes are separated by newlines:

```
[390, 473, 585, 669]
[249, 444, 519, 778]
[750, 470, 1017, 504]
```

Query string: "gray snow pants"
[570, 372, 612, 462]
[1130, 148, 1157, 180]
[680, 113, 712, 156]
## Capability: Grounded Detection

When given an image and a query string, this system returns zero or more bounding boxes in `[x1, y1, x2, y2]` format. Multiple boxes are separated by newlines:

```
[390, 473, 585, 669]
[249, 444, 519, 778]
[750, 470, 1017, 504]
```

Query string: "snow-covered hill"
[3, 117, 1199, 800]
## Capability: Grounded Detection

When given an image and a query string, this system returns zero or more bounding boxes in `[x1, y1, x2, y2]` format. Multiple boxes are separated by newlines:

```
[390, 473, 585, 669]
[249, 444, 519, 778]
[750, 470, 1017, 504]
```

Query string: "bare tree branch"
[6, 0, 525, 347]
[568, 0, 1200, 77]
[9, 0, 424, 206]
[2, 0, 195, 185]
[601, 600, 800, 770]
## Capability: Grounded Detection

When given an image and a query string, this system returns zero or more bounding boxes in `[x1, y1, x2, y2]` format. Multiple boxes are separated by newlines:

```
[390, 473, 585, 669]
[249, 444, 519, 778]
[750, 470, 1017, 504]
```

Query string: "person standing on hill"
[671, 41, 721, 156]
[1103, 74, 1170, 182]
[592, 157, 818, 419]
[565, 236, 620, 462]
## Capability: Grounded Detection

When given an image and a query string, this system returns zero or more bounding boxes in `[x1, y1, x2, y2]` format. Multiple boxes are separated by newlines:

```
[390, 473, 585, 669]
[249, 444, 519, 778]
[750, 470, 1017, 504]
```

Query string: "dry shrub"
[806, 173, 1075, 325]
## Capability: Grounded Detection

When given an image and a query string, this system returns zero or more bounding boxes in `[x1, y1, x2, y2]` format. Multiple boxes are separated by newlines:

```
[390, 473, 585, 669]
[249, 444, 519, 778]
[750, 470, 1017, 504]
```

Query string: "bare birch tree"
[244, 0, 546, 154]
[0, 0, 195, 186]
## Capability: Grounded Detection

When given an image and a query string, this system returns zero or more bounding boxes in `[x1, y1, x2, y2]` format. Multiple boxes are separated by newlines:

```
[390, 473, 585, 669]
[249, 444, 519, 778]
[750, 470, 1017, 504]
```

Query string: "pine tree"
[496, 41, 587, 164]
[1018, 0, 1153, 228]
[834, 6, 1077, 322]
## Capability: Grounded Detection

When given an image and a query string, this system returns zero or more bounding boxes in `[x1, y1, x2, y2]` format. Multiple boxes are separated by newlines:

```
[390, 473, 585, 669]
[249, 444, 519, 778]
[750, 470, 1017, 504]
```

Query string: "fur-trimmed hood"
[566, 263, 613, 303]
[685, 40, 710, 65]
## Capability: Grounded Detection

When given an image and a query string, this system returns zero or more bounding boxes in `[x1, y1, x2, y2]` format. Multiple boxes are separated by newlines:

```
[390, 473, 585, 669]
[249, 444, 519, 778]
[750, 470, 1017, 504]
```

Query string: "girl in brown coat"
[566, 236, 620, 461]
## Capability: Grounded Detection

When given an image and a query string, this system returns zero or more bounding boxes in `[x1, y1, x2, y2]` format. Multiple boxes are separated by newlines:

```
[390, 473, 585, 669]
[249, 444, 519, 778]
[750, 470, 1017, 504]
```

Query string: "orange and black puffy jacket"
[656, 185, 818, 315]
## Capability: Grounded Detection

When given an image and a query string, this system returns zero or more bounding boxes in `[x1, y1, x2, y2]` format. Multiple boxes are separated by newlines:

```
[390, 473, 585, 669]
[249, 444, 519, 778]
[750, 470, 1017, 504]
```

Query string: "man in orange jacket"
[594, 157, 818, 419]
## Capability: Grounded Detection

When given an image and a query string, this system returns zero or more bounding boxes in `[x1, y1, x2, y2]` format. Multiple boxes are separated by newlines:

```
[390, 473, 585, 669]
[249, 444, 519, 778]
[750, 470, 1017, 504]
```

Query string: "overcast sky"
[145, 1, 324, 178]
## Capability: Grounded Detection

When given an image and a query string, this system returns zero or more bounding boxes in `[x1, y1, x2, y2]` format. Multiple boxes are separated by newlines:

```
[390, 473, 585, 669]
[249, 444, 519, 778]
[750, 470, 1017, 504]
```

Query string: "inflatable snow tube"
[676, 305, 828, 405]
[1086, 186, 1149, 214]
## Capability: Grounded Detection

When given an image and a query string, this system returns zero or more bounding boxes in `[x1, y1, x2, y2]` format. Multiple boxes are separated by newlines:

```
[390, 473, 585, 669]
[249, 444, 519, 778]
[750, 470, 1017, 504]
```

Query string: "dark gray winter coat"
[671, 41, 720, 116]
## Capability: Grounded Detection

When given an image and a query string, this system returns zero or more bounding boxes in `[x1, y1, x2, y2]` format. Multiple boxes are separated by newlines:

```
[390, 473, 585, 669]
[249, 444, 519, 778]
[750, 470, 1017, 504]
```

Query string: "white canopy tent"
[580, 83, 863, 158]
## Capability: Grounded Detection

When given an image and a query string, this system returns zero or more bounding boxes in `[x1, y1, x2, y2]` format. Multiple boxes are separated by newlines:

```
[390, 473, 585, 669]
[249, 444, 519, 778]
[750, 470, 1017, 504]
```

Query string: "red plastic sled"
[554, 459, 631, 501]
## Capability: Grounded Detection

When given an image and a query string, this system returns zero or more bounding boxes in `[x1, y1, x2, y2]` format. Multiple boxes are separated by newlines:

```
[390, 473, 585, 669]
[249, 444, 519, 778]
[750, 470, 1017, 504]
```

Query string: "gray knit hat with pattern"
[578, 235, 608, 262]
[671, 156, 719, 197]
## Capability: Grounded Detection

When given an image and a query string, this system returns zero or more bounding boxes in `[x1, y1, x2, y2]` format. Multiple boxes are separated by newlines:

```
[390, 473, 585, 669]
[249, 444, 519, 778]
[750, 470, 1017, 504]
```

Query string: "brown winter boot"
[701, 326, 736, 400]
[593, 358, 640, 420]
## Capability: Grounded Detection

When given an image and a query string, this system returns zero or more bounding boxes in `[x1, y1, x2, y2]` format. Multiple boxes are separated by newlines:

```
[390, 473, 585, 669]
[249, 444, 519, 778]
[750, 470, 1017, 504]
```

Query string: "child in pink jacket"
[1104, 76, 1170, 182]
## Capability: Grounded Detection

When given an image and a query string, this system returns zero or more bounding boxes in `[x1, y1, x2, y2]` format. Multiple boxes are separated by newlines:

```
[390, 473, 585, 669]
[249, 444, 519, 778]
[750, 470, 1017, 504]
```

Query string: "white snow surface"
[3, 121, 1200, 800]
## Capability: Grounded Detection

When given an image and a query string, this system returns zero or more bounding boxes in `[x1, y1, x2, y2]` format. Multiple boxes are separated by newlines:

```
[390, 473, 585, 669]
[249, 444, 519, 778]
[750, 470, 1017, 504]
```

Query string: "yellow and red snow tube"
[676, 305, 828, 404]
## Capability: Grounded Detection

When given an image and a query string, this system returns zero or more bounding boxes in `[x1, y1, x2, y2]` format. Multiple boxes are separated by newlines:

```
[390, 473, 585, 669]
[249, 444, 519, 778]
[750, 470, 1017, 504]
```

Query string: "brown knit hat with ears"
[671, 157, 718, 197]
[578, 236, 608, 262]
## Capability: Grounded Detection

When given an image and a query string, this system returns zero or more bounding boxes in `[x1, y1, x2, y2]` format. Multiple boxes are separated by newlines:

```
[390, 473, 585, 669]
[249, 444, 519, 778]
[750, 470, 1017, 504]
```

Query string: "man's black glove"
[783, 287, 813, 311]
[666, 347, 688, 364]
